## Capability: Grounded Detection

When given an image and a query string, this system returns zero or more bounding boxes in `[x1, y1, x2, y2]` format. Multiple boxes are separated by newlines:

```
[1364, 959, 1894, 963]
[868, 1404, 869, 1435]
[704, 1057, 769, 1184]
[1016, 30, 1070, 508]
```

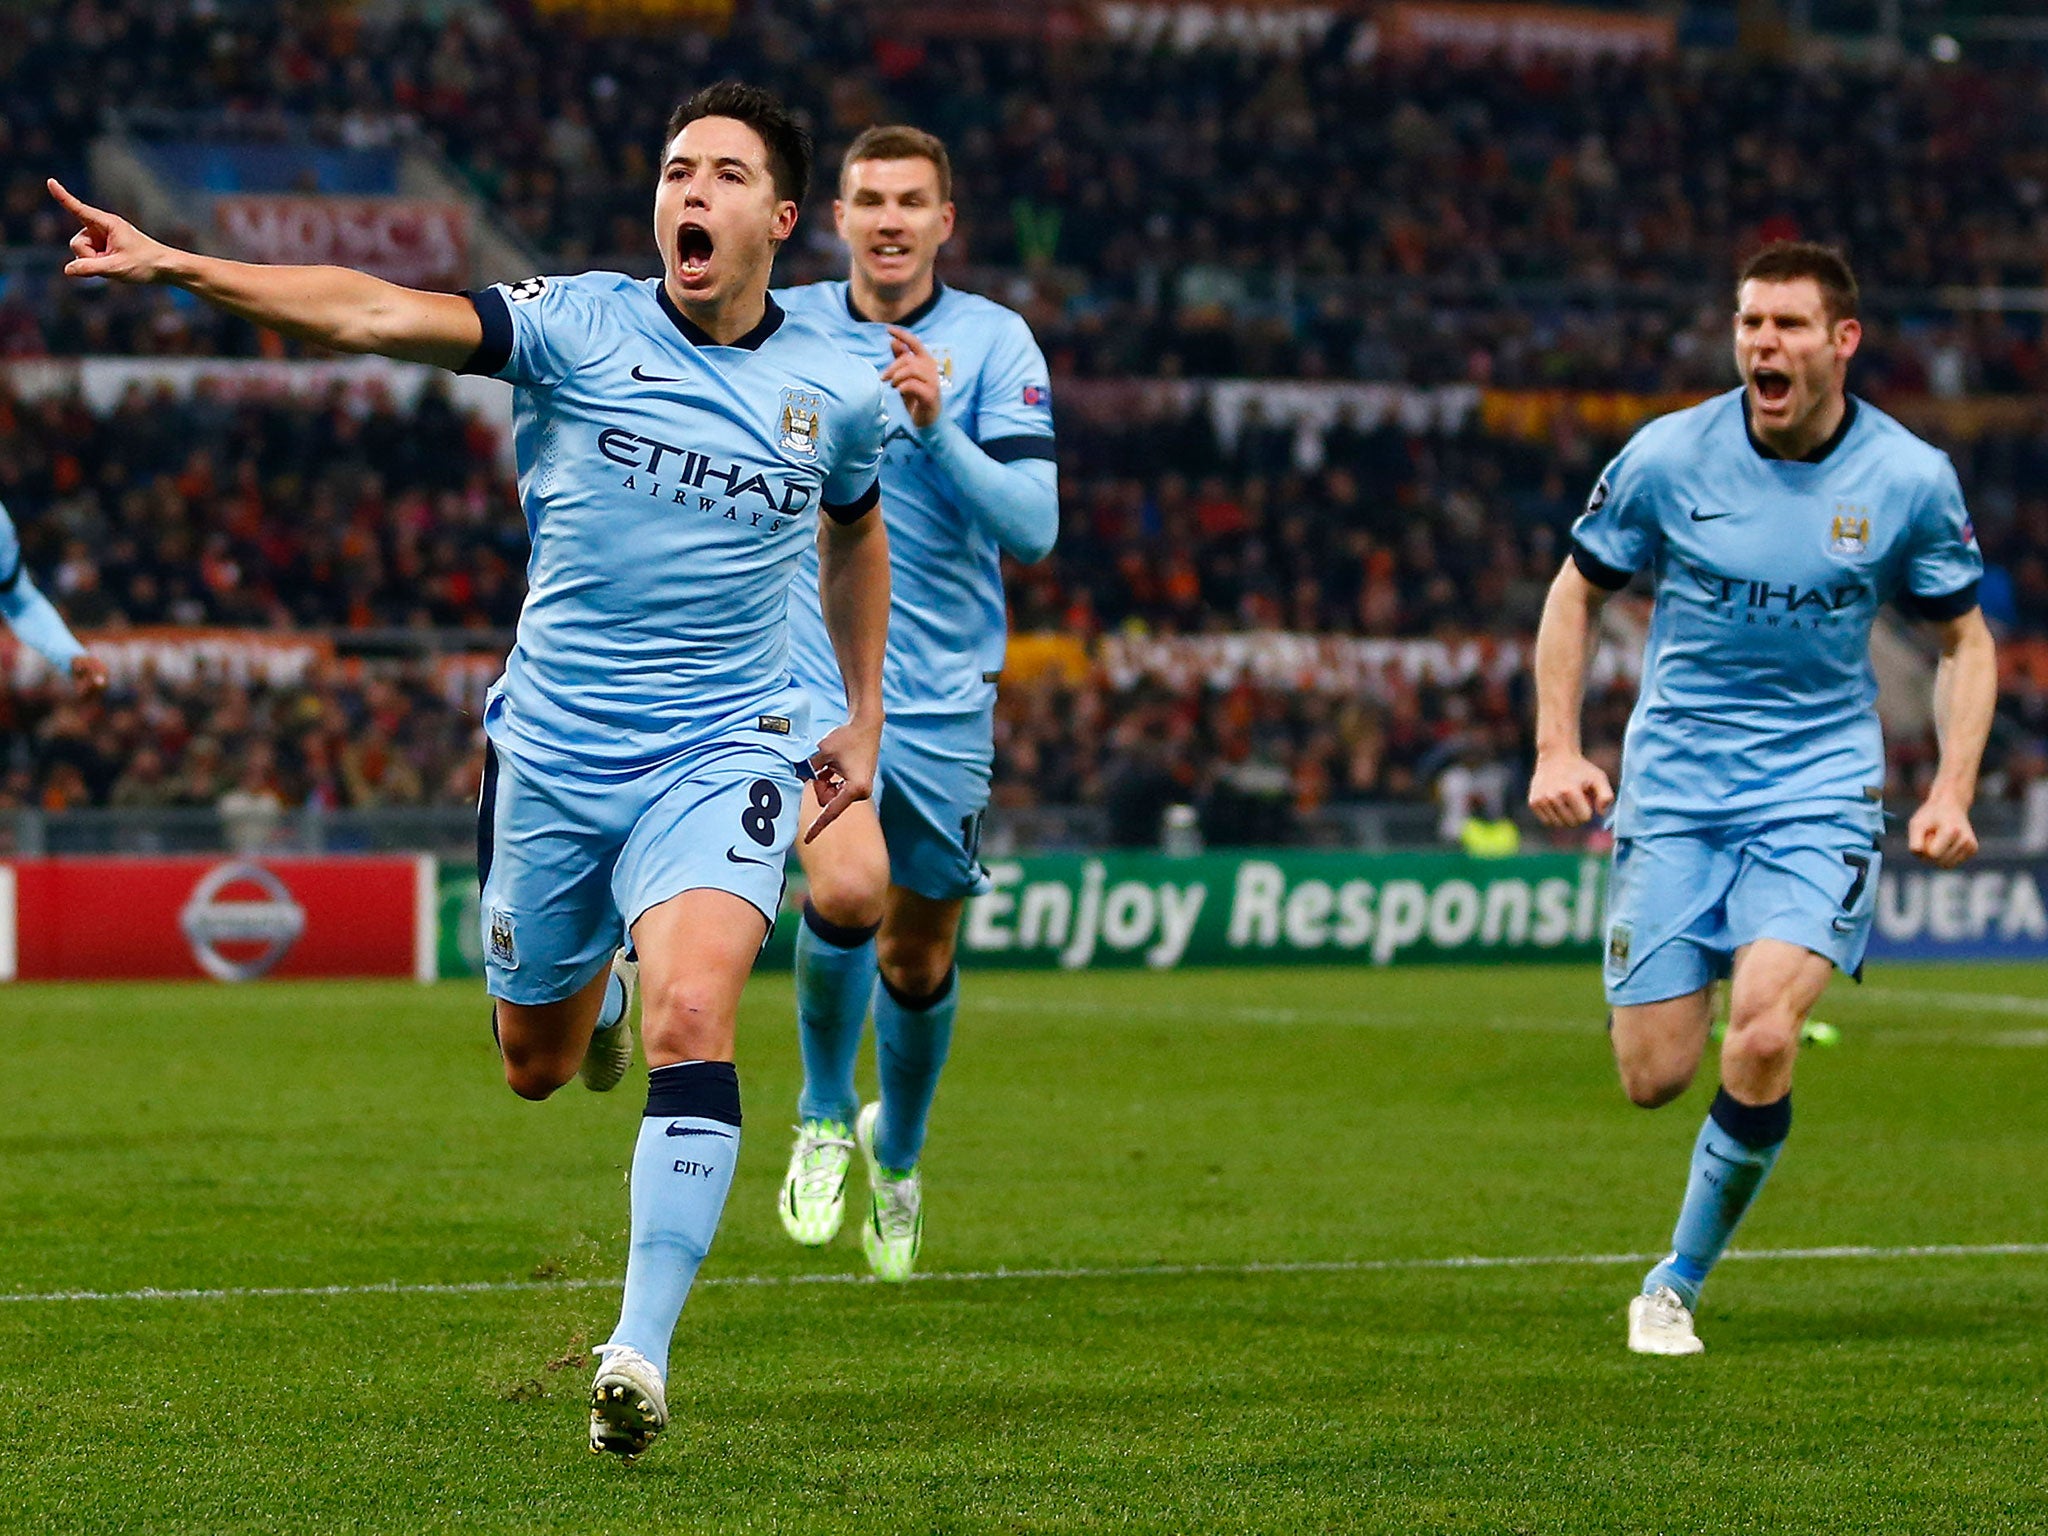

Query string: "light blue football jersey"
[463, 274, 886, 776]
[774, 281, 1055, 726]
[1571, 389, 1982, 835]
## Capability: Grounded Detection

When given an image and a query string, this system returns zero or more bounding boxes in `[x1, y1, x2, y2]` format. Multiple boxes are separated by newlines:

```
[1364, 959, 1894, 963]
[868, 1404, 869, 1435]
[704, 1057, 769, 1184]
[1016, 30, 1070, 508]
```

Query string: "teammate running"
[772, 127, 1058, 1280]
[52, 81, 892, 1455]
[1, 497, 108, 698]
[1529, 242, 1996, 1354]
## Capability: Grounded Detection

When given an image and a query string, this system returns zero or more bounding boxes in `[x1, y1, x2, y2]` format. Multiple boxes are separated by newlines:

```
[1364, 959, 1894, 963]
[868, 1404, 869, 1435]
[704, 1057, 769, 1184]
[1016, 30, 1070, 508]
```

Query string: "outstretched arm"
[0, 570, 108, 696]
[806, 504, 891, 841]
[48, 179, 482, 369]
[1527, 559, 1617, 828]
[1909, 607, 1996, 868]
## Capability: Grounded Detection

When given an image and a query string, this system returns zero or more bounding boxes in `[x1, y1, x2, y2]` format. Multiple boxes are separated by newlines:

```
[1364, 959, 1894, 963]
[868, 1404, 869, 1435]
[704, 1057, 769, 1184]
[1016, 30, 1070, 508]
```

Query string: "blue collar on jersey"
[1744, 393, 1859, 464]
[845, 279, 945, 328]
[655, 285, 785, 350]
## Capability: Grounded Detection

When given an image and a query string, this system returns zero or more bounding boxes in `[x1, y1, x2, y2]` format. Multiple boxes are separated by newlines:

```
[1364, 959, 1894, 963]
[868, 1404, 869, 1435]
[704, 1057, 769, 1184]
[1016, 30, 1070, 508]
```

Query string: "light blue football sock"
[1643, 1088, 1790, 1311]
[593, 968, 628, 1032]
[872, 968, 957, 1172]
[607, 1061, 741, 1378]
[794, 902, 878, 1126]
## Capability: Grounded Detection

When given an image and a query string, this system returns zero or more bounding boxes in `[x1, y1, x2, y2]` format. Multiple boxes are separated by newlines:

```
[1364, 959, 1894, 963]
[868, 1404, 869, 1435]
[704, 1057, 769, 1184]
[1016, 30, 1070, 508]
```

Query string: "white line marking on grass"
[3, 1242, 2041, 1308]
[1858, 988, 2048, 1019]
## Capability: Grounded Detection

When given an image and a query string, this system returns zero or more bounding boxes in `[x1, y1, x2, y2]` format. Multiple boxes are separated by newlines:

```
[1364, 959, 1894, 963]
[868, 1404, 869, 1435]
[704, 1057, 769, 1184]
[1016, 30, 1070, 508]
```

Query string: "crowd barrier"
[4, 851, 2042, 983]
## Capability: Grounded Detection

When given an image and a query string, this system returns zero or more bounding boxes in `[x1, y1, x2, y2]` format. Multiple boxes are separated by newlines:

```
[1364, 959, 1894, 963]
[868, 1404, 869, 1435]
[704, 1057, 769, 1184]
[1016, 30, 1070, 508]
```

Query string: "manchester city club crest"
[778, 388, 823, 457]
[1829, 505, 1871, 556]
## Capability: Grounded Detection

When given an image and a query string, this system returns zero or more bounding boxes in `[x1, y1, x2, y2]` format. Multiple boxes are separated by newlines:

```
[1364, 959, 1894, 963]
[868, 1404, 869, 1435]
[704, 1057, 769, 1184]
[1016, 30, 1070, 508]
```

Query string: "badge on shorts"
[487, 908, 518, 970]
[1606, 921, 1633, 972]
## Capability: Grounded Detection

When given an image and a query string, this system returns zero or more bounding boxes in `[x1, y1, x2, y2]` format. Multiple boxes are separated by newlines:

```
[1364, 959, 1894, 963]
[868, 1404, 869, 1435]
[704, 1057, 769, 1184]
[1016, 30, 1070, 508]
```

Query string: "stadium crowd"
[4, 1, 2048, 393]
[5, 380, 2048, 844]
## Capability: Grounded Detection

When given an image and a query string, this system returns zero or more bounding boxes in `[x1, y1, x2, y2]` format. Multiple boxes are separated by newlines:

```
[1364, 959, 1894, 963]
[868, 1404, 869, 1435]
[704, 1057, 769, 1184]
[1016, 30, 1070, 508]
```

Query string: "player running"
[1, 497, 109, 698]
[1529, 243, 1996, 1355]
[52, 81, 892, 1456]
[771, 127, 1057, 1279]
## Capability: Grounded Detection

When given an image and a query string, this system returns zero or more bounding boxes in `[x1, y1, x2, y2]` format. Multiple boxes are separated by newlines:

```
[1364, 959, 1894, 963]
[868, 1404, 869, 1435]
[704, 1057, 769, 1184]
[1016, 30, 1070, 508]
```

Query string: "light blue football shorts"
[814, 711, 993, 904]
[477, 737, 804, 1006]
[1603, 810, 1884, 1007]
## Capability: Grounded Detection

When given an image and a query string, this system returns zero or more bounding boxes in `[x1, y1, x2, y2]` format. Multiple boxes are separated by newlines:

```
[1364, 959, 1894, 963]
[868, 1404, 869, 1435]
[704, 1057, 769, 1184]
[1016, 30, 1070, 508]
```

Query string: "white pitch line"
[1856, 988, 2048, 1018]
[2, 1241, 2042, 1308]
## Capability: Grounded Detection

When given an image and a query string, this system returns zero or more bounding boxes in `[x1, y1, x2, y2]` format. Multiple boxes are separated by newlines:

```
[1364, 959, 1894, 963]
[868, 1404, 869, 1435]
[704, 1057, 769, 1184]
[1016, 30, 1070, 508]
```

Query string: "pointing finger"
[46, 178, 107, 227]
[887, 325, 931, 358]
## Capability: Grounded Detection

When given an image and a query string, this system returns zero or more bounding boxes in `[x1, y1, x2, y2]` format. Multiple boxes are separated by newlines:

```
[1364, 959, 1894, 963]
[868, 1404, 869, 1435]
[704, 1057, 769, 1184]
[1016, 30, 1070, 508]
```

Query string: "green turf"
[1, 964, 2044, 1533]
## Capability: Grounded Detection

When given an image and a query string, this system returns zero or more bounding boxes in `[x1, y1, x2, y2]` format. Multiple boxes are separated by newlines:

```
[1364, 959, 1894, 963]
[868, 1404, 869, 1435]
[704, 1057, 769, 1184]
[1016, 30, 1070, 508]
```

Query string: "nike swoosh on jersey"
[631, 365, 684, 383]
[1689, 508, 1735, 522]
[725, 847, 771, 867]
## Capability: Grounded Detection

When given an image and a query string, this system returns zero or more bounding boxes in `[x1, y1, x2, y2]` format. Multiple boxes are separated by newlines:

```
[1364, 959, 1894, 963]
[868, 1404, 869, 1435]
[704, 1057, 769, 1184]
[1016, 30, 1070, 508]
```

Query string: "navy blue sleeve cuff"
[459, 288, 513, 377]
[1894, 581, 1980, 622]
[982, 434, 1058, 464]
[822, 478, 881, 524]
[1570, 539, 1634, 592]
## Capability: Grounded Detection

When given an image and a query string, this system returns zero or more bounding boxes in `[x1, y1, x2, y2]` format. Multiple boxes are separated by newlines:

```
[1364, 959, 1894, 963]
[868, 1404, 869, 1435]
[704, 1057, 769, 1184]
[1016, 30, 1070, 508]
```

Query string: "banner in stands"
[215, 197, 469, 291]
[1, 857, 434, 982]
[1381, 2, 1674, 61]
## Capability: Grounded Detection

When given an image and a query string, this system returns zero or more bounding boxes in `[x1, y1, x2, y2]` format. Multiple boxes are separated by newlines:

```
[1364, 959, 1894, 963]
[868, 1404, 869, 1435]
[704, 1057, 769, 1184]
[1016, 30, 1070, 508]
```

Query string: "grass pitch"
[1, 964, 2044, 1533]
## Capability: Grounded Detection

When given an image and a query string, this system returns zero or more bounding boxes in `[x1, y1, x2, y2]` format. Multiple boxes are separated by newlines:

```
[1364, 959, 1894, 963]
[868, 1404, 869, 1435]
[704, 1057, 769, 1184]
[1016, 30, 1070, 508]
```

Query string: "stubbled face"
[836, 156, 954, 297]
[1734, 277, 1860, 442]
[653, 115, 797, 309]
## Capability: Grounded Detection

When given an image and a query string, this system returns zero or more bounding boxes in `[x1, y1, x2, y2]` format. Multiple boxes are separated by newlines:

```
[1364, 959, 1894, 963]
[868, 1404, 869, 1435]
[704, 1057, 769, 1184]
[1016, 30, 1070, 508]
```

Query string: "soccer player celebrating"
[52, 82, 892, 1455]
[771, 127, 1057, 1279]
[1, 498, 109, 698]
[1529, 243, 1996, 1354]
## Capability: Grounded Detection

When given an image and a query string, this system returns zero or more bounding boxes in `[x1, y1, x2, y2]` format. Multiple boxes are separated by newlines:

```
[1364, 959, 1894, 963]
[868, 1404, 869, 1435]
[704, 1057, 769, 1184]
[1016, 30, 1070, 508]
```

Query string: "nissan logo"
[178, 862, 308, 982]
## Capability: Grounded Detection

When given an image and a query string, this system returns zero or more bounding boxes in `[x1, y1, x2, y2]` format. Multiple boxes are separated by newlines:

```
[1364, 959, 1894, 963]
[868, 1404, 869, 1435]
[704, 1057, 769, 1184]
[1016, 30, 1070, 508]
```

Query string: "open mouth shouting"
[675, 221, 715, 287]
[1749, 366, 1794, 415]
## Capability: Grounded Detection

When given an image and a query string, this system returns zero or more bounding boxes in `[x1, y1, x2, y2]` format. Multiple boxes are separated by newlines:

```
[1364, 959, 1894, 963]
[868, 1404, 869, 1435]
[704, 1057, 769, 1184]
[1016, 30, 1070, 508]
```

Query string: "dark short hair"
[841, 124, 953, 202]
[666, 81, 812, 206]
[1738, 241, 1860, 323]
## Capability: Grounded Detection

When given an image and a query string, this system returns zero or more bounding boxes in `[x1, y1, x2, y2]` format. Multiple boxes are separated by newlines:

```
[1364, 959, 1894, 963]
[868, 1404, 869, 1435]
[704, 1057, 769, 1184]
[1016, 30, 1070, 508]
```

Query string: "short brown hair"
[667, 81, 812, 205]
[1738, 241, 1860, 323]
[840, 125, 952, 201]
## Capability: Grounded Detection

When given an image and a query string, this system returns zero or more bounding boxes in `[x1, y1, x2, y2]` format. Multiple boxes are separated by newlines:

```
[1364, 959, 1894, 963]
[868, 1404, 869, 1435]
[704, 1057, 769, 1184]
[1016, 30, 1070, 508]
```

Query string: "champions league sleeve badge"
[778, 388, 823, 457]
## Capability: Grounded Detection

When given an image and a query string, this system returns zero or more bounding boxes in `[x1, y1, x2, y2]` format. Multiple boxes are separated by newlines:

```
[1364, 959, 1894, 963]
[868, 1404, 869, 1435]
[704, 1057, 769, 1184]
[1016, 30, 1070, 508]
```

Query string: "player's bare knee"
[1619, 1059, 1693, 1109]
[805, 865, 887, 932]
[639, 979, 732, 1061]
[1723, 1019, 1799, 1079]
[877, 933, 955, 1002]
[501, 1047, 572, 1102]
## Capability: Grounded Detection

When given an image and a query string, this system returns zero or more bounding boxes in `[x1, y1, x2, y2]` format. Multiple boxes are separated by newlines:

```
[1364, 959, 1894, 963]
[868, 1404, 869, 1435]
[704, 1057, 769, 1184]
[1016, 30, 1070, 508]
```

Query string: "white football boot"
[1628, 1285, 1706, 1355]
[779, 1118, 856, 1246]
[855, 1101, 923, 1283]
[588, 1343, 668, 1459]
[580, 950, 636, 1093]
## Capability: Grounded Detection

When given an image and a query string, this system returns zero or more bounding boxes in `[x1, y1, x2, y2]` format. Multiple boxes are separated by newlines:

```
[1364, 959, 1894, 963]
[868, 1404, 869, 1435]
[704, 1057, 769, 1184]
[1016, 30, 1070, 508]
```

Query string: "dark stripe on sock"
[802, 900, 880, 950]
[1710, 1088, 1790, 1151]
[644, 1061, 741, 1127]
[879, 966, 956, 1013]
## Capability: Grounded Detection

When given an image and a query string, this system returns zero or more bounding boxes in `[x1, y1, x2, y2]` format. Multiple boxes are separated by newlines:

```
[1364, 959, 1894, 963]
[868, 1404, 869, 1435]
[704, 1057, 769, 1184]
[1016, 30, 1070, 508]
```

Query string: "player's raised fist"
[880, 325, 943, 428]
[47, 179, 172, 284]
[1527, 750, 1615, 829]
[1907, 794, 1978, 869]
